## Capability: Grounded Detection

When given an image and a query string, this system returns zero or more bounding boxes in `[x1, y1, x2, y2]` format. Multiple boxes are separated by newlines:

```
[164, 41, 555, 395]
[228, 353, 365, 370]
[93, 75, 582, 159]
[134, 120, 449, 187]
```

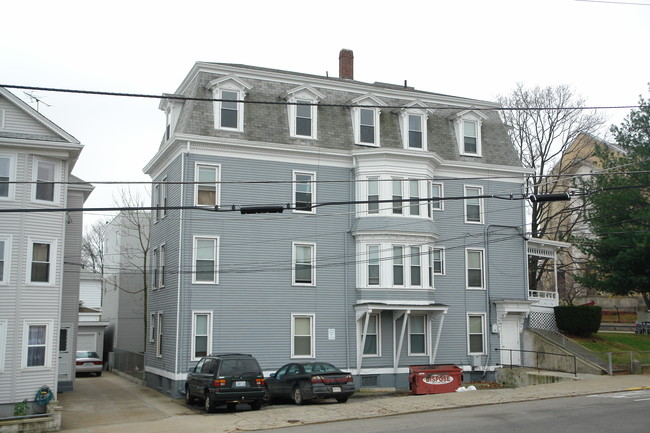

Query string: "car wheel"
[204, 394, 216, 413]
[336, 396, 349, 403]
[226, 403, 237, 412]
[96, 371, 102, 377]
[292, 385, 305, 405]
[185, 386, 194, 405]
[250, 399, 262, 411]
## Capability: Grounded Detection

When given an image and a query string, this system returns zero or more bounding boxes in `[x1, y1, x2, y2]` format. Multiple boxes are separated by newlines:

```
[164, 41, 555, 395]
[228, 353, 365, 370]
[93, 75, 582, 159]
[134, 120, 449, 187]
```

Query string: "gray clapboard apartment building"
[0, 87, 91, 415]
[143, 51, 535, 396]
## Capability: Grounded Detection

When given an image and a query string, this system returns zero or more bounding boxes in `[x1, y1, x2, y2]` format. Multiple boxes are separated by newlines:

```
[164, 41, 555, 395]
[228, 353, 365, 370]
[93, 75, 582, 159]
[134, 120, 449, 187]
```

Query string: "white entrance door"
[58, 326, 72, 382]
[500, 315, 521, 366]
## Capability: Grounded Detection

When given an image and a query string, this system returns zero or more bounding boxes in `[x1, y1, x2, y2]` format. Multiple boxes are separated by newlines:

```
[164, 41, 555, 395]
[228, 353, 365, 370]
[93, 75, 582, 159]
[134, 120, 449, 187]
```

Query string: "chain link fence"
[110, 348, 144, 380]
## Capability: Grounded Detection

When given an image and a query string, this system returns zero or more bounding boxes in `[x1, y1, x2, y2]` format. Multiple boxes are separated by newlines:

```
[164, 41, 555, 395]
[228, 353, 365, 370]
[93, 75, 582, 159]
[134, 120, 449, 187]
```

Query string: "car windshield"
[77, 351, 99, 359]
[303, 363, 338, 373]
[220, 358, 261, 376]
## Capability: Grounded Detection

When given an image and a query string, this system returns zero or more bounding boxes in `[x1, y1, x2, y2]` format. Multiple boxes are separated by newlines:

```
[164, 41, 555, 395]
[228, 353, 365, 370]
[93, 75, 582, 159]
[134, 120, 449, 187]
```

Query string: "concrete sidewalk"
[57, 372, 650, 433]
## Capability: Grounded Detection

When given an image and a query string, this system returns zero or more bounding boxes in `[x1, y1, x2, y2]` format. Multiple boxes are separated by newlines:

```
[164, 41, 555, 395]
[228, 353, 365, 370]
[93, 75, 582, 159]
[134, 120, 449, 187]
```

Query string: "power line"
[0, 84, 641, 112]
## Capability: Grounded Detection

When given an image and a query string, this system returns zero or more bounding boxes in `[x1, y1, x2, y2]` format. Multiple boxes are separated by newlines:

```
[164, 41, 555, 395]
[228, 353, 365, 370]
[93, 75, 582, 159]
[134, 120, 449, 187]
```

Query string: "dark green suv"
[184, 353, 266, 413]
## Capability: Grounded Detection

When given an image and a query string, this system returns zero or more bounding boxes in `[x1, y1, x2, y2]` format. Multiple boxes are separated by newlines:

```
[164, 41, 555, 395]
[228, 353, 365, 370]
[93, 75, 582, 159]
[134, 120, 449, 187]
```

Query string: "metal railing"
[606, 351, 650, 375]
[495, 348, 578, 377]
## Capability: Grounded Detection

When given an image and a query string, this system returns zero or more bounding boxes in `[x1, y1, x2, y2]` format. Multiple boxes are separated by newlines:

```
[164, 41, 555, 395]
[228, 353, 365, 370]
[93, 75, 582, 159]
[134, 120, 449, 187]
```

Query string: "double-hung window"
[23, 321, 53, 368]
[464, 186, 483, 224]
[367, 245, 380, 286]
[159, 244, 165, 288]
[432, 248, 445, 275]
[293, 171, 315, 213]
[409, 180, 420, 216]
[408, 114, 423, 149]
[208, 76, 251, 132]
[466, 249, 485, 289]
[193, 236, 218, 284]
[156, 313, 163, 358]
[468, 314, 486, 354]
[0, 236, 9, 284]
[392, 179, 403, 215]
[359, 108, 376, 144]
[192, 312, 212, 360]
[292, 314, 314, 358]
[367, 177, 379, 214]
[410, 246, 422, 286]
[0, 155, 12, 199]
[430, 183, 443, 212]
[29, 240, 54, 284]
[409, 315, 427, 355]
[392, 246, 404, 286]
[293, 243, 315, 285]
[195, 164, 219, 206]
[34, 160, 56, 202]
[152, 248, 159, 289]
[149, 313, 156, 343]
[362, 314, 379, 356]
[220, 90, 239, 129]
[463, 121, 478, 154]
[295, 100, 313, 137]
[154, 177, 167, 221]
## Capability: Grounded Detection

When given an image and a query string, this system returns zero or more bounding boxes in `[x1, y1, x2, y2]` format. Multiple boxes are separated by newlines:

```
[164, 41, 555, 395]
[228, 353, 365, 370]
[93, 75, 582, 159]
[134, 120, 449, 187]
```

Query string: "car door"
[187, 358, 205, 396]
[281, 364, 303, 395]
[267, 364, 290, 398]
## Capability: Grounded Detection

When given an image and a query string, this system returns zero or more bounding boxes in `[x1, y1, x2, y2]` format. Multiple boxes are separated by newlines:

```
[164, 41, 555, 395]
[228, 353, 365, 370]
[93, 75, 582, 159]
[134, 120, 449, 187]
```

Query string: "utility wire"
[0, 84, 641, 112]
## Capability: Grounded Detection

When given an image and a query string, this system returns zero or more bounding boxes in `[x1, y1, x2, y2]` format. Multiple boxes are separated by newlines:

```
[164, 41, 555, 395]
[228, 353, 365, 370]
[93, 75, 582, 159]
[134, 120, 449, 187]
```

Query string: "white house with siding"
[0, 87, 91, 415]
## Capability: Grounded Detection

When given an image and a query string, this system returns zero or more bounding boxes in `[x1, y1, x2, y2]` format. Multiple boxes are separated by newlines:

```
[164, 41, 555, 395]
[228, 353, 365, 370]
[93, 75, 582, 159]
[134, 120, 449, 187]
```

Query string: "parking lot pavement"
[57, 372, 650, 433]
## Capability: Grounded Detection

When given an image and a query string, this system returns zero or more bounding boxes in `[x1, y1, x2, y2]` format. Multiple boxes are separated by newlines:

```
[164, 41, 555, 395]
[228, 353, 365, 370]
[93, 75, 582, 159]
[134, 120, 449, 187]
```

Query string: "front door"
[500, 315, 521, 366]
[58, 326, 72, 382]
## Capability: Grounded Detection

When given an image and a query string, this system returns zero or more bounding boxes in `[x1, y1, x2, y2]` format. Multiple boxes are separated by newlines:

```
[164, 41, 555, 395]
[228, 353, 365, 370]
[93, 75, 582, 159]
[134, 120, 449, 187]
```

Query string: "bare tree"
[497, 84, 606, 292]
[81, 218, 109, 274]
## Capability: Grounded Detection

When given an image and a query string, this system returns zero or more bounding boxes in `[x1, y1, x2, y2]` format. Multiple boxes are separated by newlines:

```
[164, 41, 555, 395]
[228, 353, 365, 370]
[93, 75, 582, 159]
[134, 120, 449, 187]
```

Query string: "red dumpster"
[409, 364, 462, 395]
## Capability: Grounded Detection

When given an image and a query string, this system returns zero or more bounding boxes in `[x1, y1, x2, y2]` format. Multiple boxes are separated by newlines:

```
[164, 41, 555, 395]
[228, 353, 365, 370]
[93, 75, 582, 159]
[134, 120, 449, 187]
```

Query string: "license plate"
[235, 381, 247, 387]
[85, 362, 94, 366]
[332, 386, 341, 393]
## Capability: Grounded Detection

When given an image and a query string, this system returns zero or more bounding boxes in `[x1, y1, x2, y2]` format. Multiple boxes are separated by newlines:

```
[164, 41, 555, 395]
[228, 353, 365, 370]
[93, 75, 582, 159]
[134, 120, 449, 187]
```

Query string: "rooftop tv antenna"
[23, 92, 51, 112]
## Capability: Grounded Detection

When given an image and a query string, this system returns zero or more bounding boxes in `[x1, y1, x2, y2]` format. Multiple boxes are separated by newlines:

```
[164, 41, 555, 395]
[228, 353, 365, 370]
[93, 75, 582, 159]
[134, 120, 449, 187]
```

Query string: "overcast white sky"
[1, 0, 649, 229]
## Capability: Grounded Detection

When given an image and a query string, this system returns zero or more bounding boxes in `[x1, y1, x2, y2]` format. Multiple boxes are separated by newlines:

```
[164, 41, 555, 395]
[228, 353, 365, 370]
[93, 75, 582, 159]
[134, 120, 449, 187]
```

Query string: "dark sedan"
[266, 362, 356, 405]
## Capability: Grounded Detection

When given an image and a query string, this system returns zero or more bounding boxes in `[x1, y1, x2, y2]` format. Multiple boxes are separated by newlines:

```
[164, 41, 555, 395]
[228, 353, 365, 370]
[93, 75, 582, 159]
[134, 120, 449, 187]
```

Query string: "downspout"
[175, 142, 189, 380]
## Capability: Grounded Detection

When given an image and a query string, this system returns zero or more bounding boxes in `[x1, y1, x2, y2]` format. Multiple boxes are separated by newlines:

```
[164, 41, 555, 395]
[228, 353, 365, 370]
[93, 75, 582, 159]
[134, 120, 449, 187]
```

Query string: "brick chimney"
[339, 49, 353, 79]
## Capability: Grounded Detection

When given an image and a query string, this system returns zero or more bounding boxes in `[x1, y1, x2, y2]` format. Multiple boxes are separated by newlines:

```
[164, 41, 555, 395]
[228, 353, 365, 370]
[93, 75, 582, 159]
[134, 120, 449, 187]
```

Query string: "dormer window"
[159, 95, 183, 142]
[283, 85, 324, 139]
[451, 110, 488, 157]
[351, 94, 385, 146]
[399, 102, 431, 150]
[207, 75, 252, 132]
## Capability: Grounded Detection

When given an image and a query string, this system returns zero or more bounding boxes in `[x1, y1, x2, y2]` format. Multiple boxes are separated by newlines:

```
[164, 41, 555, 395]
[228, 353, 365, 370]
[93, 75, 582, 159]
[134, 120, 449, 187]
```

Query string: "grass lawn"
[571, 332, 650, 365]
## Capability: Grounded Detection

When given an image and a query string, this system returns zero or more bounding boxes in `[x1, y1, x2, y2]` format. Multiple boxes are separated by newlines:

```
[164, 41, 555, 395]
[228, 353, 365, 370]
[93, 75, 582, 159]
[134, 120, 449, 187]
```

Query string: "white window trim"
[357, 241, 434, 290]
[467, 313, 487, 355]
[364, 176, 428, 218]
[26, 238, 56, 286]
[430, 182, 444, 211]
[289, 99, 318, 139]
[32, 158, 59, 204]
[194, 163, 221, 207]
[353, 106, 381, 146]
[432, 247, 445, 276]
[464, 185, 484, 224]
[159, 244, 165, 288]
[408, 314, 428, 356]
[392, 245, 404, 287]
[191, 311, 213, 361]
[361, 313, 381, 357]
[0, 235, 11, 285]
[149, 313, 156, 343]
[22, 320, 54, 370]
[0, 153, 16, 200]
[192, 236, 219, 285]
[292, 171, 316, 214]
[291, 313, 315, 359]
[465, 248, 486, 290]
[400, 109, 429, 150]
[161, 177, 167, 219]
[292, 242, 316, 286]
[208, 75, 251, 132]
[0, 108, 5, 129]
[367, 244, 381, 286]
[453, 111, 487, 157]
[0, 320, 6, 372]
[156, 312, 163, 358]
[409, 246, 423, 287]
[152, 248, 159, 290]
